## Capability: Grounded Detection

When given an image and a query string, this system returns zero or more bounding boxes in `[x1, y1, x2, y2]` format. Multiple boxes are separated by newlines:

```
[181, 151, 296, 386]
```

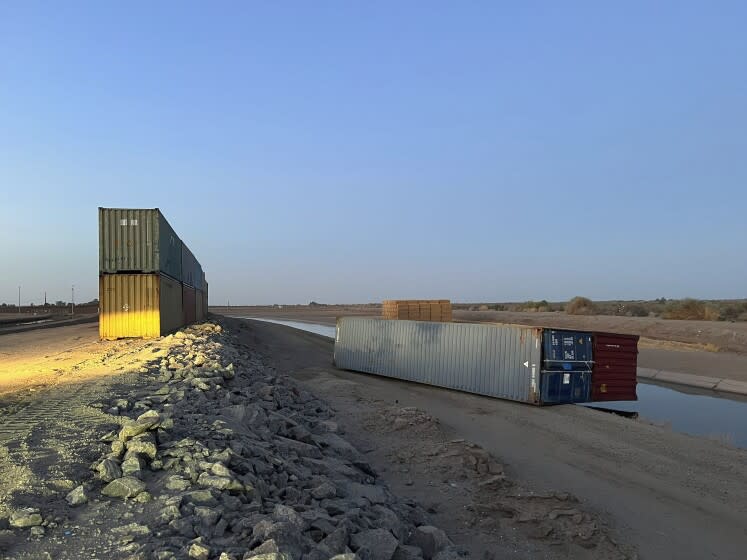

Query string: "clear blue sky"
[1, 1, 745, 305]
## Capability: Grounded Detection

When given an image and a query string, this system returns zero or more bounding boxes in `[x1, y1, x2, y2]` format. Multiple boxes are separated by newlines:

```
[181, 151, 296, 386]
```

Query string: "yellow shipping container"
[99, 273, 184, 339]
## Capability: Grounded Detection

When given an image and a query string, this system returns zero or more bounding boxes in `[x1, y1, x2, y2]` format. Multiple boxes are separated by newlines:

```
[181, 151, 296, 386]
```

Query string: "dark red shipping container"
[591, 332, 639, 401]
[182, 284, 196, 326]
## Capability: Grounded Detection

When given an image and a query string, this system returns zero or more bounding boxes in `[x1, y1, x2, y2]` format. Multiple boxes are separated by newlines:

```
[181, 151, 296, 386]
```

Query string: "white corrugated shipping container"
[334, 317, 592, 405]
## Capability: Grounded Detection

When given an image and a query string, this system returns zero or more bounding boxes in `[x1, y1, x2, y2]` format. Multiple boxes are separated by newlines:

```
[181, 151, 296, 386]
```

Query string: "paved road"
[238, 318, 747, 560]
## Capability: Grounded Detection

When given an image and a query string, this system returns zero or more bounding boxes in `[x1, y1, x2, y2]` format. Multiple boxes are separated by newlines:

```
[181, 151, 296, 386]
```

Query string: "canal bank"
[637, 366, 747, 396]
[228, 316, 747, 560]
[238, 316, 747, 449]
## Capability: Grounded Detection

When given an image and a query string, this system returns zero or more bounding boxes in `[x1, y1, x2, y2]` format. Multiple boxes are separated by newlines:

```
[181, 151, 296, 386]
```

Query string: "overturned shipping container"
[99, 208, 183, 280]
[99, 274, 183, 339]
[591, 332, 639, 401]
[334, 318, 591, 405]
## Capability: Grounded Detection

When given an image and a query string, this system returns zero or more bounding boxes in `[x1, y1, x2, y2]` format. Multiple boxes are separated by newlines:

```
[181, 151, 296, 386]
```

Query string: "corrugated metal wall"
[334, 317, 543, 404]
[99, 208, 182, 280]
[592, 332, 639, 401]
[196, 289, 204, 322]
[159, 274, 184, 334]
[100, 273, 183, 339]
[183, 285, 196, 325]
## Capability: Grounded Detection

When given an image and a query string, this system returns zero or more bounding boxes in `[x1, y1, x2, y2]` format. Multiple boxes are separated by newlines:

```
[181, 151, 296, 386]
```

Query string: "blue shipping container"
[540, 370, 591, 404]
[542, 330, 593, 371]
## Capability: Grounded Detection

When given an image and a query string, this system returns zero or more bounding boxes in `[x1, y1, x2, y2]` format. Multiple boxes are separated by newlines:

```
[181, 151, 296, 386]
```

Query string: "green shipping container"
[99, 208, 183, 281]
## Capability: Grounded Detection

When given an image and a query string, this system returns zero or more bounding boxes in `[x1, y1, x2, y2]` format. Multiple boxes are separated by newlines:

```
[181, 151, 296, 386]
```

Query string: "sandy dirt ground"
[0, 323, 170, 527]
[235, 317, 747, 560]
[0, 322, 155, 396]
[218, 307, 747, 384]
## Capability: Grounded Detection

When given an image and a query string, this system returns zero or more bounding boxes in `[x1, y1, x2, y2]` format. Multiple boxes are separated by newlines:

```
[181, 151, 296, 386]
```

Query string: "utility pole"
[71, 285, 75, 317]
[44, 291, 47, 306]
[18, 286, 20, 311]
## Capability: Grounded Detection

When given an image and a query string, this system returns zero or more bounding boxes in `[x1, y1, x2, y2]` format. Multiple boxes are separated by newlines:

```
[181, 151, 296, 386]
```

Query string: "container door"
[539, 371, 591, 404]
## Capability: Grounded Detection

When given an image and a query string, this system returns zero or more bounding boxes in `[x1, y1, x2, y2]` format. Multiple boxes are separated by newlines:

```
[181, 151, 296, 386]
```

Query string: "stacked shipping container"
[98, 208, 208, 339]
[382, 300, 452, 322]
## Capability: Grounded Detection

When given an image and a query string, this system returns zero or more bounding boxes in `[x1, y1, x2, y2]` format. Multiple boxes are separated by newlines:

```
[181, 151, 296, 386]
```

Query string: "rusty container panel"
[204, 281, 209, 319]
[591, 332, 639, 401]
[183, 284, 197, 326]
[196, 289, 205, 322]
[334, 317, 544, 404]
[99, 273, 183, 339]
[99, 208, 182, 280]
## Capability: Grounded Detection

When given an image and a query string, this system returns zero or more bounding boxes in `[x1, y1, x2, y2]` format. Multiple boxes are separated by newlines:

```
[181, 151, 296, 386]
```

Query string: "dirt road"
[236, 317, 747, 560]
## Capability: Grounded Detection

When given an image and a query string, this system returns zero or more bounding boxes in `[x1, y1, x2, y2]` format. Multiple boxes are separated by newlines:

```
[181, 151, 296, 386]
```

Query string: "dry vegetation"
[454, 297, 747, 322]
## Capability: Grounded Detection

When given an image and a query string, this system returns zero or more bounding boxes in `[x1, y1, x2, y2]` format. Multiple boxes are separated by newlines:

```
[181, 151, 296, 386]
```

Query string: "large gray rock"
[351, 529, 399, 560]
[165, 475, 192, 491]
[97, 458, 123, 482]
[252, 521, 303, 558]
[272, 504, 305, 530]
[121, 452, 146, 477]
[194, 506, 220, 526]
[118, 410, 161, 441]
[197, 473, 243, 492]
[188, 541, 210, 559]
[9, 508, 42, 528]
[126, 432, 158, 461]
[184, 490, 218, 505]
[65, 485, 88, 506]
[244, 553, 292, 560]
[101, 476, 146, 499]
[408, 526, 451, 560]
[311, 482, 337, 500]
[393, 545, 424, 560]
[312, 526, 349, 557]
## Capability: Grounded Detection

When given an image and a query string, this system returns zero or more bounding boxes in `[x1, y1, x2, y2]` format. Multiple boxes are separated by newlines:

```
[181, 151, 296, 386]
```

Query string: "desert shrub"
[519, 300, 550, 312]
[720, 303, 747, 321]
[662, 298, 721, 321]
[478, 304, 489, 311]
[566, 296, 596, 315]
[492, 304, 507, 311]
[625, 304, 649, 317]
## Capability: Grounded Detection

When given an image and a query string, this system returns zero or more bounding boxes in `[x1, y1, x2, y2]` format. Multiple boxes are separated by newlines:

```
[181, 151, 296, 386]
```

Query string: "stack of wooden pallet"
[382, 300, 452, 322]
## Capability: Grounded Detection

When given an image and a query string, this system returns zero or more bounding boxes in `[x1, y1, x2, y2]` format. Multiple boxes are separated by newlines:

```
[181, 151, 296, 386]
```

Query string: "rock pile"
[82, 322, 465, 559]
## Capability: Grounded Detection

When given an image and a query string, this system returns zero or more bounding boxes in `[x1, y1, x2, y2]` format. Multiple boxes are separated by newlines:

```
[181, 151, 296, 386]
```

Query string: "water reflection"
[580, 383, 747, 448]
[239, 317, 336, 339]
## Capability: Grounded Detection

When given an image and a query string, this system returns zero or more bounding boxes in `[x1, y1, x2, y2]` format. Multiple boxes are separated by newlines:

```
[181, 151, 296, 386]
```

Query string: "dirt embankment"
[214, 305, 747, 354]
[238, 317, 747, 560]
[452, 310, 747, 354]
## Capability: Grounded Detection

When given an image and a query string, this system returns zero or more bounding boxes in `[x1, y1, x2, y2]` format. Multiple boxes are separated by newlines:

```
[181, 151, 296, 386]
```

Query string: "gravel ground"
[0, 321, 466, 560]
